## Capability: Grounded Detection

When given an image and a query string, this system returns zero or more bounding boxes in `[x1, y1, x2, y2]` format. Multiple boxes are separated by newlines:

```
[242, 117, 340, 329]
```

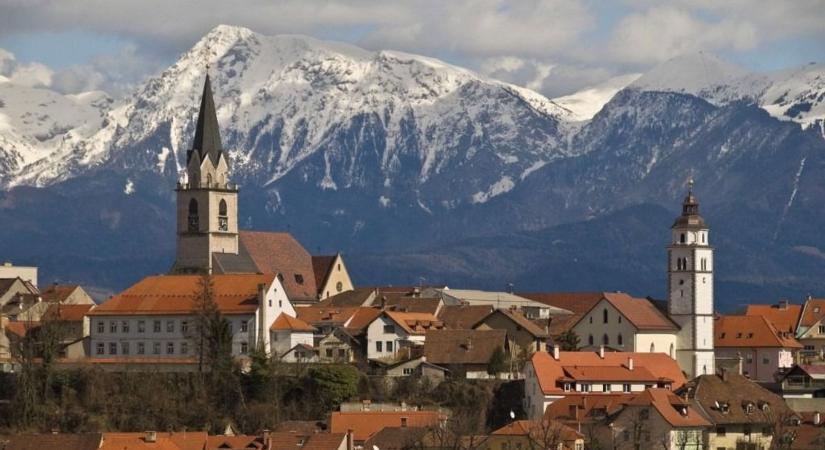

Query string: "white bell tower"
[668, 179, 715, 379]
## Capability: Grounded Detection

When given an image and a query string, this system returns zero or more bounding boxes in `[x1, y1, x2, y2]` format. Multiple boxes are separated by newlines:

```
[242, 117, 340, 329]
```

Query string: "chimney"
[721, 367, 729, 382]
[362, 399, 371, 411]
[380, 295, 387, 309]
[401, 401, 407, 411]
[413, 287, 420, 298]
[599, 345, 605, 358]
[145, 431, 157, 443]
[627, 357, 634, 371]
[815, 412, 821, 425]
[346, 429, 354, 450]
[464, 338, 473, 351]
[779, 299, 789, 310]
[553, 345, 560, 360]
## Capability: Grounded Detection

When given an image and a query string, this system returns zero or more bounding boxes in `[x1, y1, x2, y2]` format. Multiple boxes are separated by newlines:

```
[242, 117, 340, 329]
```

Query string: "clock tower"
[668, 180, 715, 378]
[171, 74, 239, 274]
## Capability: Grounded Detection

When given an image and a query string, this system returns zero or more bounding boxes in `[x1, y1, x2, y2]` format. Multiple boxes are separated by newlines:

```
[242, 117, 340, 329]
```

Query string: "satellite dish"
[510, 410, 516, 419]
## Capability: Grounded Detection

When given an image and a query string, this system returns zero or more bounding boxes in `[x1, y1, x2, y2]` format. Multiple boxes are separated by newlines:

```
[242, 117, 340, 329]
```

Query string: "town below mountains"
[0, 25, 824, 310]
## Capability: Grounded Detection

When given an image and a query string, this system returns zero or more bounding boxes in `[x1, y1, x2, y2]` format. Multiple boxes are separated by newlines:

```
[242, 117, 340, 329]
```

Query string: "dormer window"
[295, 274, 304, 284]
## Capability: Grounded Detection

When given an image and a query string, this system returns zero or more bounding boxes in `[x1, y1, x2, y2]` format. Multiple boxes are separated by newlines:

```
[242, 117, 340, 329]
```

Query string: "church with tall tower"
[667, 180, 715, 378]
[170, 74, 355, 304]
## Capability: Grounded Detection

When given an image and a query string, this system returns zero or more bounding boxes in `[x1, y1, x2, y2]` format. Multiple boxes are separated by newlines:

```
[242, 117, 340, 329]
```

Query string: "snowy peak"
[631, 52, 749, 95]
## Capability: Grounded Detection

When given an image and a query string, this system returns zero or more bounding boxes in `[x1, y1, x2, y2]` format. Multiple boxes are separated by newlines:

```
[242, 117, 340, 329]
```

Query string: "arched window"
[602, 334, 609, 346]
[218, 199, 228, 231]
[206, 174, 212, 187]
[618, 334, 623, 346]
[649, 342, 655, 353]
[603, 309, 608, 324]
[588, 335, 594, 346]
[680, 233, 686, 243]
[187, 199, 199, 232]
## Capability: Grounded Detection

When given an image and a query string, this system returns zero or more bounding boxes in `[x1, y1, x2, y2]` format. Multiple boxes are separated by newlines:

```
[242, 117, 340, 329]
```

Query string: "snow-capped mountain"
[6, 25, 574, 213]
[630, 52, 825, 132]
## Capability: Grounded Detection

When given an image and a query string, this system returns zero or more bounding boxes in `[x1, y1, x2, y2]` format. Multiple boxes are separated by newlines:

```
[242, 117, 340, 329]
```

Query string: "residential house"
[778, 365, 825, 399]
[519, 293, 605, 341]
[3, 433, 102, 450]
[714, 315, 802, 382]
[319, 288, 377, 308]
[39, 284, 95, 306]
[681, 371, 798, 450]
[523, 349, 687, 420]
[44, 302, 95, 359]
[544, 393, 632, 443]
[281, 343, 319, 363]
[313, 253, 355, 300]
[423, 329, 509, 379]
[422, 288, 571, 320]
[87, 274, 294, 361]
[296, 306, 360, 337]
[271, 312, 315, 359]
[364, 427, 428, 450]
[606, 389, 709, 450]
[318, 328, 359, 363]
[437, 304, 494, 330]
[0, 277, 40, 320]
[481, 420, 584, 450]
[796, 297, 825, 361]
[329, 410, 444, 446]
[384, 356, 449, 385]
[365, 311, 444, 361]
[473, 308, 549, 356]
[745, 300, 802, 338]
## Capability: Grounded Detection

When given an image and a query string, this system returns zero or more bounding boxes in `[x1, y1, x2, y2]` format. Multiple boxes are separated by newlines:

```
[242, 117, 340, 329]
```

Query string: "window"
[109, 343, 117, 355]
[384, 325, 395, 334]
[680, 233, 686, 243]
[623, 384, 631, 393]
[338, 349, 346, 358]
[763, 357, 770, 365]
[386, 341, 394, 352]
[376, 341, 383, 352]
[588, 334, 594, 346]
[97, 321, 104, 334]
[153, 342, 161, 355]
[336, 281, 343, 292]
[138, 321, 145, 333]
[618, 315, 622, 323]
[819, 325, 825, 334]
[650, 342, 655, 353]
[580, 384, 591, 392]
[166, 342, 174, 354]
[618, 334, 623, 346]
[716, 427, 726, 437]
[181, 321, 188, 333]
[166, 321, 174, 333]
[241, 321, 248, 333]
[602, 334, 609, 345]
[603, 309, 608, 323]
[589, 316, 593, 324]
[122, 342, 130, 355]
[403, 368, 414, 375]
[122, 321, 129, 333]
[241, 342, 248, 354]
[602, 384, 611, 392]
[110, 321, 117, 333]
[96, 343, 104, 355]
[564, 383, 572, 392]
[401, 417, 408, 427]
[188, 199, 199, 232]
[137, 342, 145, 355]
[746, 354, 753, 363]
[218, 199, 228, 231]
[640, 409, 650, 420]
[181, 342, 188, 354]
[295, 274, 304, 284]
[153, 320, 161, 333]
[744, 425, 751, 437]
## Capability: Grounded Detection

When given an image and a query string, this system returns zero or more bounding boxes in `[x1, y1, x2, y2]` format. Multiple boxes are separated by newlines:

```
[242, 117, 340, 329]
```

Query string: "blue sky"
[0, 0, 822, 97]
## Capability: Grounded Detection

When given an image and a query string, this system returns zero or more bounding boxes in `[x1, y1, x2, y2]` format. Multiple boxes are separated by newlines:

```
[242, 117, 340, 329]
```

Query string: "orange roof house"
[329, 410, 444, 442]
[745, 300, 802, 337]
[272, 312, 316, 332]
[715, 315, 802, 349]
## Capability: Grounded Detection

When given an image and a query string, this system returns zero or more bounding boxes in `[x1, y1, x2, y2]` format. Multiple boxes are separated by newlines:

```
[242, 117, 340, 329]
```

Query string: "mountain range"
[1, 25, 824, 310]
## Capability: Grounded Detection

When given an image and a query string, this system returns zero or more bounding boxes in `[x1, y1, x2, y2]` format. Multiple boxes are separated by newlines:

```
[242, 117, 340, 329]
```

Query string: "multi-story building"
[714, 315, 801, 382]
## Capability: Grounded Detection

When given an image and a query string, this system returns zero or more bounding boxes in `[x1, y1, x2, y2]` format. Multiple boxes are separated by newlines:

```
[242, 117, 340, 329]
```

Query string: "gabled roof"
[312, 255, 337, 290]
[382, 297, 442, 315]
[100, 431, 209, 450]
[382, 311, 445, 335]
[364, 427, 428, 450]
[745, 301, 802, 335]
[437, 304, 494, 330]
[474, 308, 549, 338]
[271, 313, 316, 332]
[715, 315, 802, 348]
[5, 321, 40, 337]
[685, 372, 797, 425]
[237, 231, 318, 302]
[490, 420, 582, 441]
[544, 394, 632, 424]
[423, 329, 507, 365]
[0, 277, 38, 297]
[329, 410, 443, 442]
[318, 288, 375, 307]
[45, 303, 94, 322]
[298, 433, 347, 450]
[597, 292, 679, 331]
[89, 274, 274, 316]
[206, 435, 266, 450]
[4, 433, 102, 450]
[38, 284, 80, 303]
[800, 298, 825, 329]
[529, 351, 686, 395]
[190, 74, 223, 166]
[344, 307, 384, 334]
[625, 388, 710, 427]
[297, 306, 359, 326]
[282, 343, 317, 359]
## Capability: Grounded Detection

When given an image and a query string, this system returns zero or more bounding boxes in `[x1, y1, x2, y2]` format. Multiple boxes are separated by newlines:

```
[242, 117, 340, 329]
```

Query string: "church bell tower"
[668, 179, 715, 379]
[171, 74, 239, 274]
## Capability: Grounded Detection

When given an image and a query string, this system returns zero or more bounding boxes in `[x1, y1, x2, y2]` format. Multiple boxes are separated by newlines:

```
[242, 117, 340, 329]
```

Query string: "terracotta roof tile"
[312, 255, 337, 291]
[530, 351, 686, 395]
[318, 288, 375, 307]
[5, 321, 40, 337]
[715, 315, 802, 348]
[272, 312, 316, 332]
[45, 303, 94, 322]
[381, 297, 442, 315]
[544, 394, 632, 424]
[39, 284, 80, 303]
[89, 274, 274, 316]
[490, 419, 582, 441]
[424, 329, 507, 365]
[475, 309, 549, 338]
[601, 292, 678, 330]
[562, 365, 666, 383]
[344, 307, 383, 334]
[625, 389, 710, 427]
[329, 410, 443, 441]
[297, 306, 359, 326]
[100, 432, 208, 450]
[437, 304, 494, 330]
[206, 435, 265, 449]
[801, 298, 825, 329]
[383, 311, 445, 335]
[239, 231, 318, 301]
[685, 372, 797, 425]
[745, 302, 802, 335]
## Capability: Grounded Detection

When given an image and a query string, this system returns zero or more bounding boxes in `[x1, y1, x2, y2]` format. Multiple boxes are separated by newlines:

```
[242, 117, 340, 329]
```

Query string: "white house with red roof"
[365, 311, 445, 360]
[523, 349, 687, 420]
[714, 315, 802, 382]
[271, 313, 316, 358]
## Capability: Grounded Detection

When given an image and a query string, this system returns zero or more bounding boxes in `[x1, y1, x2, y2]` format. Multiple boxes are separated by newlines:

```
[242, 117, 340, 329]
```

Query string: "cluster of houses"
[4, 75, 825, 450]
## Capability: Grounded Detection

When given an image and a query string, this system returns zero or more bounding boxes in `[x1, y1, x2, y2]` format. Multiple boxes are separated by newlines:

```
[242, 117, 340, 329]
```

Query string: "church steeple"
[190, 74, 223, 166]
[673, 178, 705, 229]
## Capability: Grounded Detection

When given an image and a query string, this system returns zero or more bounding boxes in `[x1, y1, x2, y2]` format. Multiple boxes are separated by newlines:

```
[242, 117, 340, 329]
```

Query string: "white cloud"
[0, 48, 54, 88]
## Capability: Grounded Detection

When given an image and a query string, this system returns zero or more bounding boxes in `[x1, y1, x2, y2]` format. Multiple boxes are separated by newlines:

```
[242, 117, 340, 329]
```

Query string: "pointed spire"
[191, 74, 223, 166]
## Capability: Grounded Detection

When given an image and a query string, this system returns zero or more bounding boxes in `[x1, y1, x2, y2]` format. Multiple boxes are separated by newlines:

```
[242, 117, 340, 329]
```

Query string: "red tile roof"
[39, 284, 80, 303]
[239, 231, 318, 301]
[423, 329, 507, 365]
[745, 302, 802, 335]
[329, 410, 444, 442]
[522, 292, 678, 332]
[530, 351, 686, 395]
[544, 394, 632, 424]
[715, 315, 803, 348]
[475, 308, 549, 338]
[312, 255, 337, 291]
[490, 419, 582, 441]
[206, 435, 265, 449]
[625, 389, 710, 427]
[89, 274, 274, 316]
[344, 307, 384, 334]
[800, 298, 825, 328]
[5, 321, 40, 337]
[297, 306, 360, 326]
[100, 432, 208, 450]
[272, 312, 316, 332]
[383, 311, 445, 335]
[46, 303, 94, 321]
[437, 304, 495, 330]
